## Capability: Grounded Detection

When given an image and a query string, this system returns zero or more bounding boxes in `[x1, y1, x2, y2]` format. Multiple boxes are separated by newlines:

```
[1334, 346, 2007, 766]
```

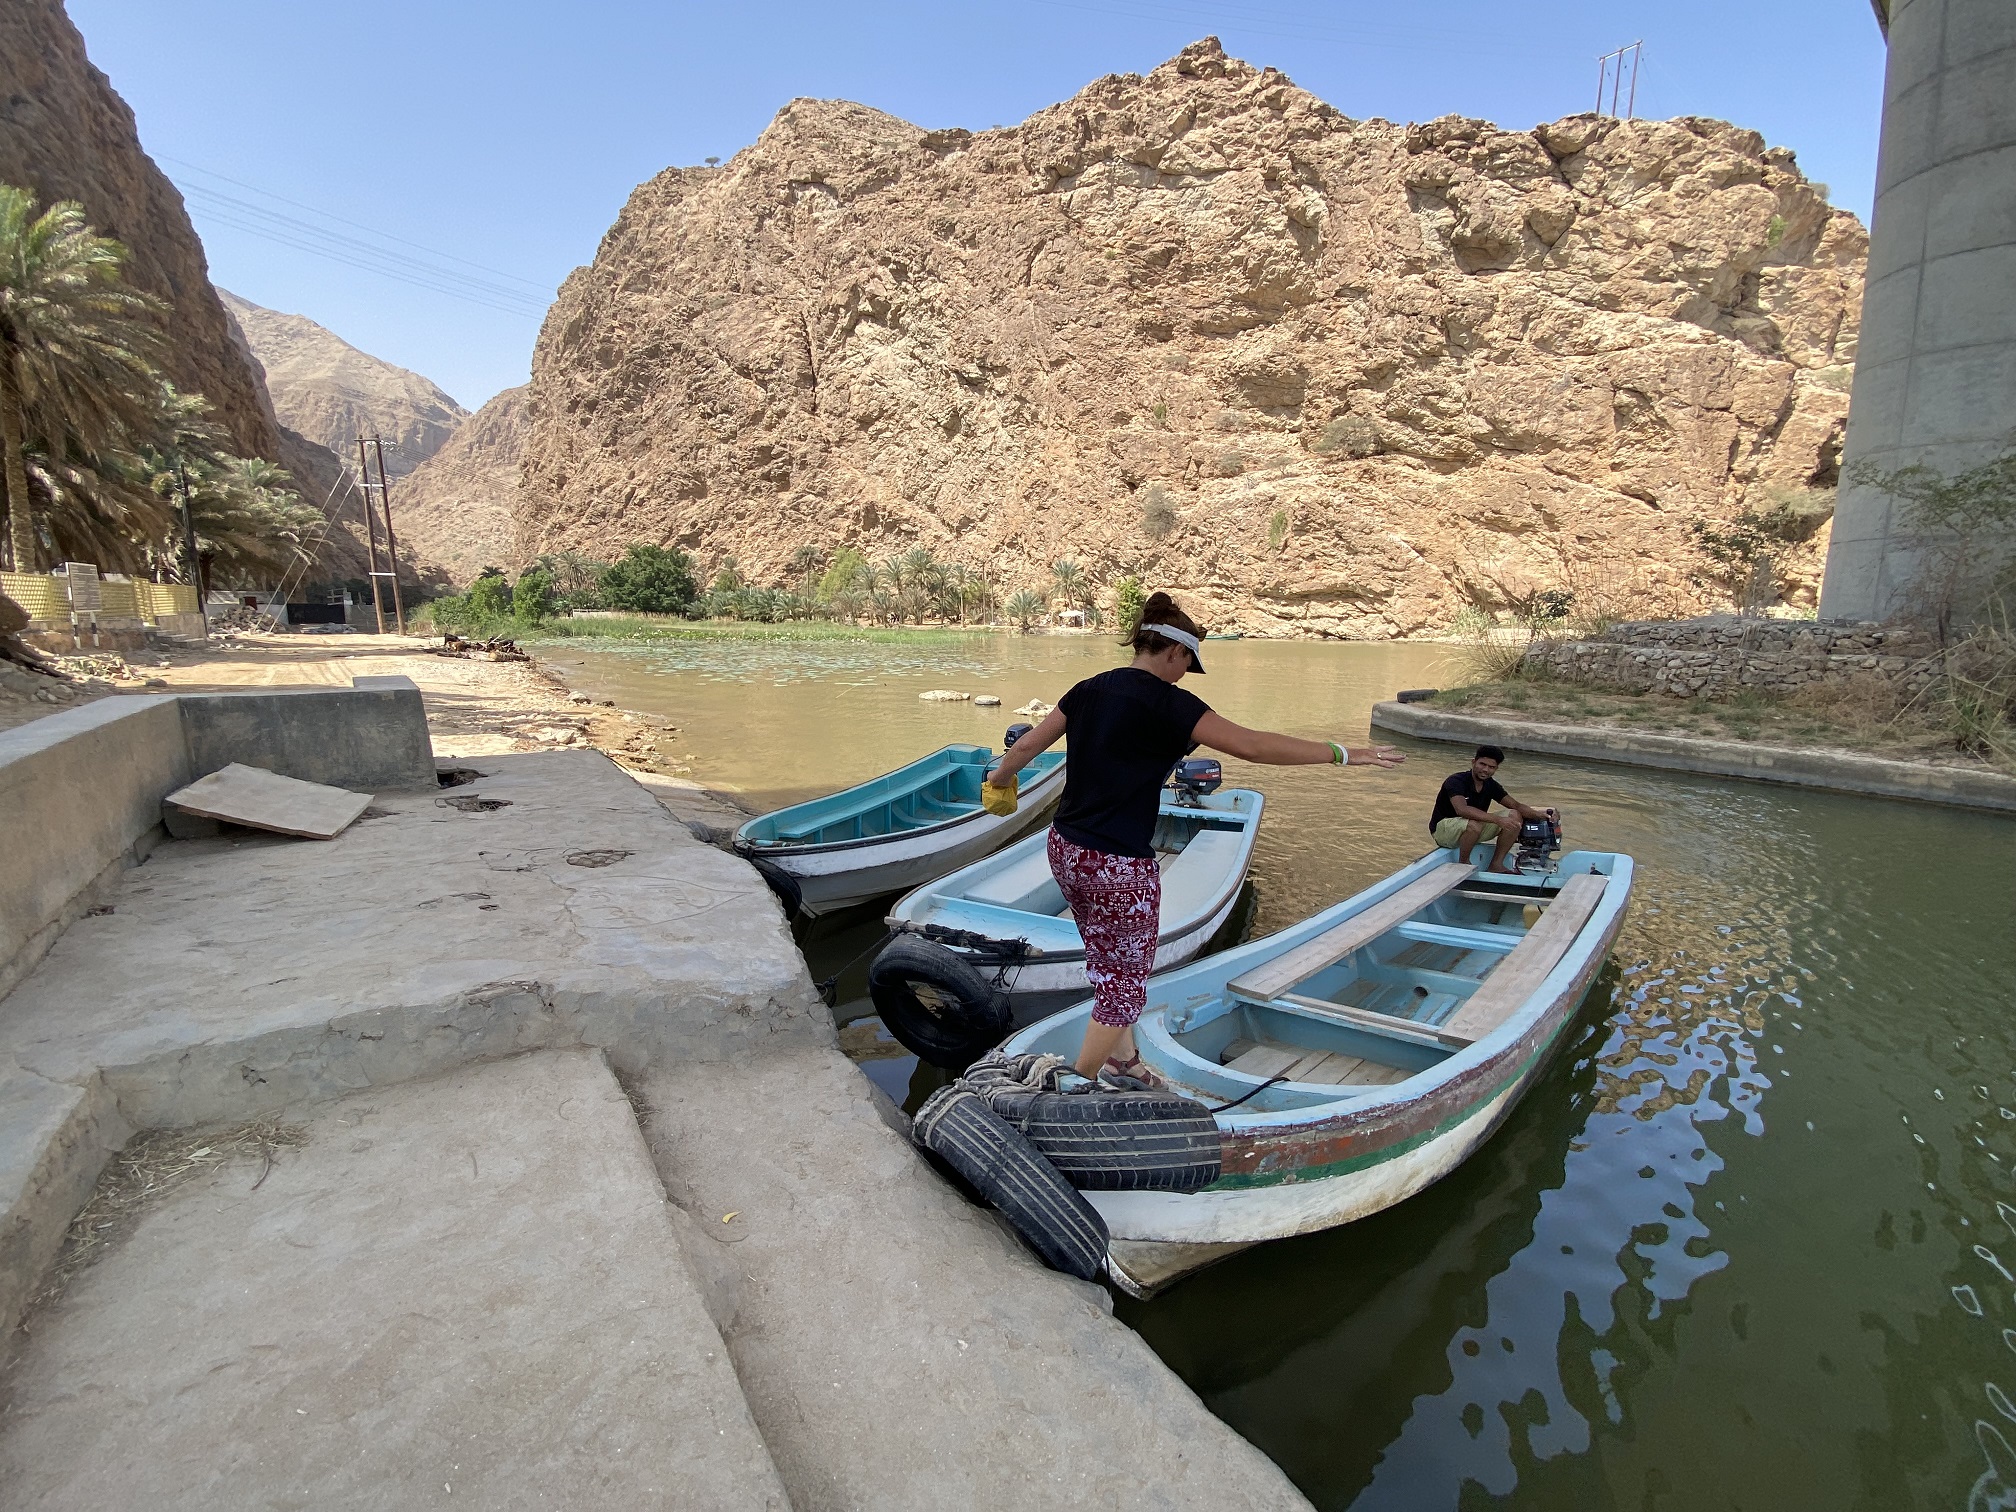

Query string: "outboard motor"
[1003, 722, 1034, 749]
[1168, 757, 1223, 807]
[1515, 812, 1563, 873]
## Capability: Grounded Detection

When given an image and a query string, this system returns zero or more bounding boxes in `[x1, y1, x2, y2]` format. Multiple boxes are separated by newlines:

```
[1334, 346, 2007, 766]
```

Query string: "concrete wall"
[0, 679, 436, 996]
[1821, 0, 2016, 620]
[180, 677, 437, 794]
[0, 698, 189, 1001]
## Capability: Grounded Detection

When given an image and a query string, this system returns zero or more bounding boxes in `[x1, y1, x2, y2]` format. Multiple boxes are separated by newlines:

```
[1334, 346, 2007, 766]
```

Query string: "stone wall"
[1522, 615, 1938, 699]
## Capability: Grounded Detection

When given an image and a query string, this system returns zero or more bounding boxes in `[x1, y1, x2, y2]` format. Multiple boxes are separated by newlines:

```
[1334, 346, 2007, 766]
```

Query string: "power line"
[180, 187, 548, 315]
[162, 156, 550, 290]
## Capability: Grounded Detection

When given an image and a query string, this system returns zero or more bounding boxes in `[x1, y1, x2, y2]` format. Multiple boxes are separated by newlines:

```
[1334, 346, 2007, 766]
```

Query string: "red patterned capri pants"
[1048, 829, 1162, 1028]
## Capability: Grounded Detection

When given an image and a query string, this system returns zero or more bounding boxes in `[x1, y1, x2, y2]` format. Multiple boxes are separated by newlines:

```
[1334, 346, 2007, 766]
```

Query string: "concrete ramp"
[0, 1050, 789, 1511]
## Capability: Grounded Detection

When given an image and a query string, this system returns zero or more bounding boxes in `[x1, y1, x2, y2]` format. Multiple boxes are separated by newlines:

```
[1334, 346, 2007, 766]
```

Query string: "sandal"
[1100, 1052, 1165, 1091]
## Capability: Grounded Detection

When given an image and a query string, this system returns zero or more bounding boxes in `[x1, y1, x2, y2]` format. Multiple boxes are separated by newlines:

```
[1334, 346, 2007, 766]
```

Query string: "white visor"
[1145, 622, 1206, 673]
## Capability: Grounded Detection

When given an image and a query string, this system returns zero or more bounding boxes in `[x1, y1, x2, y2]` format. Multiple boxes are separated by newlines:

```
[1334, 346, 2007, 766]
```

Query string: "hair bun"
[1141, 591, 1178, 623]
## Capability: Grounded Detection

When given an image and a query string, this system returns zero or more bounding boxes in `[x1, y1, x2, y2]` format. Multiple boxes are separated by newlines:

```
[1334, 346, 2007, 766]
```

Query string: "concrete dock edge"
[1370, 700, 2016, 813]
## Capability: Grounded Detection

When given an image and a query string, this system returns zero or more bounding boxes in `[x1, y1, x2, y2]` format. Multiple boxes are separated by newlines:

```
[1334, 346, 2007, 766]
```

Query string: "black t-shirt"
[1430, 770, 1508, 832]
[1053, 667, 1212, 858]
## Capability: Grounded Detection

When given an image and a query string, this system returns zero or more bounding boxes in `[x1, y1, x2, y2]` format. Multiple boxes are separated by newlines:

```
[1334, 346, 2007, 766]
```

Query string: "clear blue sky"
[67, 0, 1888, 411]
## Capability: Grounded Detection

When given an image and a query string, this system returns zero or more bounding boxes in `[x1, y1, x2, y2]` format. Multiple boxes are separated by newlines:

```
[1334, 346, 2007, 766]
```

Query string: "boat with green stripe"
[999, 842, 1633, 1293]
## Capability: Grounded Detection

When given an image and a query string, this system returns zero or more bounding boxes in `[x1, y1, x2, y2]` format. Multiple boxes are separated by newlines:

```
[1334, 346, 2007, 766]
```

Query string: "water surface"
[548, 629, 2016, 1512]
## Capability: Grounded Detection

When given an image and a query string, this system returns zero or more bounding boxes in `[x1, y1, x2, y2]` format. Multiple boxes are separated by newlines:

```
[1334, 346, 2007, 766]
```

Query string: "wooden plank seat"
[1438, 872, 1608, 1042]
[1223, 1040, 1412, 1088]
[1227, 862, 1474, 1005]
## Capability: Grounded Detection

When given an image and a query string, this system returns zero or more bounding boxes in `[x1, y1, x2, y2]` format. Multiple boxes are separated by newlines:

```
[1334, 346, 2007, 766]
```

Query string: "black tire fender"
[912, 1086, 1109, 1281]
[745, 856, 802, 920]
[979, 1088, 1222, 1193]
[868, 936, 1010, 1068]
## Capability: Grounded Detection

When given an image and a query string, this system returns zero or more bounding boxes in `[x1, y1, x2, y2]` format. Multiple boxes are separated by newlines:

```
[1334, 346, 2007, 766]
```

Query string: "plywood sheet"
[165, 762, 372, 840]
[1440, 873, 1608, 1041]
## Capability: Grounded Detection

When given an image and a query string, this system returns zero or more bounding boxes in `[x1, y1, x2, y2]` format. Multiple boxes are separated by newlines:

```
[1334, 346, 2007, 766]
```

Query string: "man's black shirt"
[1430, 770, 1508, 833]
[1053, 667, 1210, 858]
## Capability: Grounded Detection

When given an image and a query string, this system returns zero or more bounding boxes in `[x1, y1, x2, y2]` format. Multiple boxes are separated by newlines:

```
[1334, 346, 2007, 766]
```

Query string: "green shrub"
[1267, 510, 1289, 551]
[468, 572, 512, 621]
[599, 545, 699, 616]
[512, 568, 554, 623]
[1112, 574, 1146, 637]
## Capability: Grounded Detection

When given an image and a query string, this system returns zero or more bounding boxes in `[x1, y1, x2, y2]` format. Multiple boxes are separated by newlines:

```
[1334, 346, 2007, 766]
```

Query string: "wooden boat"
[882, 782, 1264, 1027]
[735, 743, 1065, 915]
[999, 844, 1633, 1293]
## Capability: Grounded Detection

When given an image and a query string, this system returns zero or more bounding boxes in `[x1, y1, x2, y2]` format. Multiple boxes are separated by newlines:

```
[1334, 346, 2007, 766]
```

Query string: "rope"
[814, 927, 894, 1008]
[1209, 1073, 1292, 1114]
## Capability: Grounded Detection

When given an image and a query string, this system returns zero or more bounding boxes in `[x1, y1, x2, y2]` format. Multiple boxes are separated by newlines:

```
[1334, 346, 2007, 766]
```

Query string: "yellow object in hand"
[981, 777, 1018, 817]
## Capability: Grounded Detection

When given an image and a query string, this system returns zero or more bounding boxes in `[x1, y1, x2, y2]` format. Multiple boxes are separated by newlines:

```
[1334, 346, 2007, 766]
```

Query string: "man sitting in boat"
[1430, 745, 1559, 874]
[985, 591, 1405, 1085]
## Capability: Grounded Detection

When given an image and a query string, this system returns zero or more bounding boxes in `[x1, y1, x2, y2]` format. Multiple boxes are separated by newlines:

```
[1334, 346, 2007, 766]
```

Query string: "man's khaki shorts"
[1432, 816, 1481, 849]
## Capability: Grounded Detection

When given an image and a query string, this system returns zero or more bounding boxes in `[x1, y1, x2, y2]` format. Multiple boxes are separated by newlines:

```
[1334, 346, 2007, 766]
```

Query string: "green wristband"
[1328, 741, 1347, 766]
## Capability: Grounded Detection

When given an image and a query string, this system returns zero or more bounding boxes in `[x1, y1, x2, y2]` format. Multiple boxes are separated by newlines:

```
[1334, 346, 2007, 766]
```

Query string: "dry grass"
[31, 1116, 307, 1313]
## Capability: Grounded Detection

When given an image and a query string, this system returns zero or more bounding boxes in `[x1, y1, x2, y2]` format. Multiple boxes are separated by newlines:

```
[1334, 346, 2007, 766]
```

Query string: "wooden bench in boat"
[1219, 869, 1608, 1078]
[1438, 871, 1607, 1042]
[1220, 1038, 1415, 1088]
[1226, 862, 1473, 1005]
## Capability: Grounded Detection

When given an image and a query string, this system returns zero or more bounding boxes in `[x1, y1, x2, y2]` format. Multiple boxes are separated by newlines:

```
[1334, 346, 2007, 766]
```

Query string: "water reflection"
[551, 632, 2016, 1510]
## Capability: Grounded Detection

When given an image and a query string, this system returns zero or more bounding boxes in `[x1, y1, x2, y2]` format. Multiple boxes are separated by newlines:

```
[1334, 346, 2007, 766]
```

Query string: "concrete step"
[639, 1046, 1314, 1512]
[0, 1049, 790, 1510]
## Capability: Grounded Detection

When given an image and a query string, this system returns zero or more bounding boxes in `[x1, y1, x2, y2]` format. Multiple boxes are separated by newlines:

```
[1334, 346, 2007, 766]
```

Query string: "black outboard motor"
[1515, 812, 1563, 873]
[1168, 757, 1223, 807]
[1003, 722, 1034, 749]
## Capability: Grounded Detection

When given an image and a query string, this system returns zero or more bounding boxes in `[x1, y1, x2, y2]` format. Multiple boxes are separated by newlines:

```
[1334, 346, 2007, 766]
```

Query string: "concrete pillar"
[1819, 0, 2016, 621]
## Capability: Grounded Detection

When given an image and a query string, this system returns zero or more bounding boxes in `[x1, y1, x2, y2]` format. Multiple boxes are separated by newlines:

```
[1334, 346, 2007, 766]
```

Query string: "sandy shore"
[0, 631, 753, 836]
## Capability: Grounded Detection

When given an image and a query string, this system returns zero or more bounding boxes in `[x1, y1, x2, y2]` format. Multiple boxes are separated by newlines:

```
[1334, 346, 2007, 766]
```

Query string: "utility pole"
[370, 436, 408, 634]
[1595, 42, 1644, 119]
[356, 438, 388, 634]
[176, 462, 207, 633]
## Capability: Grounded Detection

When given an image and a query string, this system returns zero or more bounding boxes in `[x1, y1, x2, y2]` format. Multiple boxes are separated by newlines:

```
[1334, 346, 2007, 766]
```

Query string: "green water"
[544, 629, 2016, 1512]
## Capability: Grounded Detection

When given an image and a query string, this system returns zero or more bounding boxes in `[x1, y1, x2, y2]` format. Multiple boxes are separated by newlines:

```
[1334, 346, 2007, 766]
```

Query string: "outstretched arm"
[1192, 711, 1404, 769]
[1500, 791, 1559, 821]
[985, 706, 1067, 788]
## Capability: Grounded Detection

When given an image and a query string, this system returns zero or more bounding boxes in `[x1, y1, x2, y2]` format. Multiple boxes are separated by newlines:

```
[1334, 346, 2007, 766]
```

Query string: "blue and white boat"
[876, 769, 1264, 1044]
[734, 743, 1065, 915]
[999, 839, 1633, 1293]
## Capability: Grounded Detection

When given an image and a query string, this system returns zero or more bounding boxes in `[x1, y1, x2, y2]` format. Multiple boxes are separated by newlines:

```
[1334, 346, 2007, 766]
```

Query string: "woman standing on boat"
[985, 593, 1405, 1084]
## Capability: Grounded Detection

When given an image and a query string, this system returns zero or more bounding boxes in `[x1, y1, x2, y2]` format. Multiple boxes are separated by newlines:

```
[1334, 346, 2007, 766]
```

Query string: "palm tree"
[0, 186, 168, 569]
[788, 543, 822, 599]
[1049, 557, 1087, 615]
[1004, 589, 1044, 633]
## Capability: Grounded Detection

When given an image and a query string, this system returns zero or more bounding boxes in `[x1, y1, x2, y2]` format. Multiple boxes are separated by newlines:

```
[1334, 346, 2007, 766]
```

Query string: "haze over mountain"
[219, 291, 469, 479]
[388, 386, 527, 586]
[517, 38, 1863, 634]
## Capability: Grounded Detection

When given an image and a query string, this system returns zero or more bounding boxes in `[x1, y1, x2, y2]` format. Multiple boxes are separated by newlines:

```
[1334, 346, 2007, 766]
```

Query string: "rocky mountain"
[0, 0, 375, 582]
[517, 38, 1863, 635]
[220, 291, 469, 478]
[0, 0, 285, 464]
[386, 385, 526, 584]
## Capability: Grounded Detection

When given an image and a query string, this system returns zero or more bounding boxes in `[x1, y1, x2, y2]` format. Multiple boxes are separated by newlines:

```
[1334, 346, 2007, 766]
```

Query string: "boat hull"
[1100, 897, 1622, 1289]
[1002, 846, 1632, 1292]
[761, 764, 1065, 915]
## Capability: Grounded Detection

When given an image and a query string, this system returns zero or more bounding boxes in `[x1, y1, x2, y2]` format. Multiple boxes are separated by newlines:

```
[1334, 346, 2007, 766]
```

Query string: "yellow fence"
[0, 571, 199, 624]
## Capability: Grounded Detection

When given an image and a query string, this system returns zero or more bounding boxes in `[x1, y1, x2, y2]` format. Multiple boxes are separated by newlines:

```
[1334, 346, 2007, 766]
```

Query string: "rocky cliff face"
[220, 291, 469, 477]
[387, 385, 525, 585]
[0, 0, 284, 464]
[519, 39, 1863, 634]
